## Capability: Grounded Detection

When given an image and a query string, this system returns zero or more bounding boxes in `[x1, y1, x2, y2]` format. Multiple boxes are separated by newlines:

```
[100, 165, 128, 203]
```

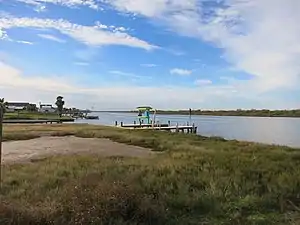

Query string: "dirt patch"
[2, 136, 154, 164]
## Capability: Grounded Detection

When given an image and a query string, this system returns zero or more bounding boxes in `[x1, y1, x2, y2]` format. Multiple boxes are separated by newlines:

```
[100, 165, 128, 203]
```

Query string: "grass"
[1, 124, 300, 224]
[4, 112, 72, 120]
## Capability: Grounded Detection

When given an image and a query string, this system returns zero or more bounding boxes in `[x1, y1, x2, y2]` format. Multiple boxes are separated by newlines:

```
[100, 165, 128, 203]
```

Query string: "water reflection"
[75, 112, 300, 148]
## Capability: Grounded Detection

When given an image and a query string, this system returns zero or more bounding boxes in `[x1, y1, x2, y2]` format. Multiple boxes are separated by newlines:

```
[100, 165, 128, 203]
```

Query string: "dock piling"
[115, 121, 118, 126]
[121, 122, 123, 127]
[192, 123, 196, 134]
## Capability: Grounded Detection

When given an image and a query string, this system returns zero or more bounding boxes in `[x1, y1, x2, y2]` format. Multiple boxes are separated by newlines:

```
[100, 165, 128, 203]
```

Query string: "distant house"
[6, 102, 30, 112]
[39, 104, 56, 113]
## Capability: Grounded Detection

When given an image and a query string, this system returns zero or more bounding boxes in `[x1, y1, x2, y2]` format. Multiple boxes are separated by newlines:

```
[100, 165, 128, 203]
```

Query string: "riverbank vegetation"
[127, 109, 300, 117]
[4, 112, 72, 120]
[1, 124, 300, 224]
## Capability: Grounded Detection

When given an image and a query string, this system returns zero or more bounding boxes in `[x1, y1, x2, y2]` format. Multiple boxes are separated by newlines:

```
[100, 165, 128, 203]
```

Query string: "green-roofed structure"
[136, 106, 153, 124]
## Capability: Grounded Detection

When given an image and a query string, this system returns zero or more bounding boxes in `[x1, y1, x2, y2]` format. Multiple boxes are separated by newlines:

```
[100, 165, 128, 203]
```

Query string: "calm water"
[75, 112, 300, 148]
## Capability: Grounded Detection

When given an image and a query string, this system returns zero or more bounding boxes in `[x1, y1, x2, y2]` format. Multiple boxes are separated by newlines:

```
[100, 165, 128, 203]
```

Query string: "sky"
[0, 0, 299, 110]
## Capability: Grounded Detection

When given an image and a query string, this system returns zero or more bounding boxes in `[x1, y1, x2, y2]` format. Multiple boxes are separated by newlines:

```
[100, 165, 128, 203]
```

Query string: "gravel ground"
[2, 136, 153, 164]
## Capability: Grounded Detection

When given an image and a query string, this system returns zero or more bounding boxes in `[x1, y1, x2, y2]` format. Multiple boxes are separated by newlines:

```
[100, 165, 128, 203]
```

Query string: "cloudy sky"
[0, 0, 299, 110]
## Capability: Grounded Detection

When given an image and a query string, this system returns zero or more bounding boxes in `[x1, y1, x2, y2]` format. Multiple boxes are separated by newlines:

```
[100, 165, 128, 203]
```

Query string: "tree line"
[152, 109, 300, 117]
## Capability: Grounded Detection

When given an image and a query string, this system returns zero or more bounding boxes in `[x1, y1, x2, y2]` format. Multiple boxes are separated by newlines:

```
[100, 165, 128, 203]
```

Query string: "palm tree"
[55, 96, 65, 118]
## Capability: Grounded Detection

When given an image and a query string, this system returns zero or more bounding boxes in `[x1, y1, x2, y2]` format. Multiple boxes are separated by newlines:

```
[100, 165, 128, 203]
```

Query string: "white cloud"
[38, 34, 66, 43]
[0, 60, 297, 110]
[17, 0, 101, 10]
[0, 29, 8, 40]
[165, 48, 186, 56]
[74, 62, 89, 66]
[195, 79, 212, 86]
[0, 61, 77, 93]
[35, 5, 47, 12]
[103, 0, 196, 18]
[140, 63, 157, 67]
[94, 22, 108, 29]
[0, 16, 157, 51]
[109, 70, 147, 79]
[74, 48, 98, 61]
[16, 40, 34, 45]
[170, 68, 192, 76]
[2, 0, 300, 109]
[102, 0, 300, 94]
[114, 26, 126, 32]
[0, 27, 33, 44]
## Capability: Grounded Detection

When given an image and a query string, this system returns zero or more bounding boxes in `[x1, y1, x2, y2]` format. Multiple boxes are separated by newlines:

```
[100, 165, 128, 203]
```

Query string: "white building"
[39, 104, 56, 113]
[6, 102, 30, 112]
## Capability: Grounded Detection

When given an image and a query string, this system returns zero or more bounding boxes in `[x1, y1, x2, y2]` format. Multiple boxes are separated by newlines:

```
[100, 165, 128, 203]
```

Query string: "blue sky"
[0, 0, 299, 110]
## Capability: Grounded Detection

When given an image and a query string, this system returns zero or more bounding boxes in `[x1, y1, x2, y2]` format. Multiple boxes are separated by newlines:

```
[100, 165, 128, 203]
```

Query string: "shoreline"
[94, 110, 300, 118]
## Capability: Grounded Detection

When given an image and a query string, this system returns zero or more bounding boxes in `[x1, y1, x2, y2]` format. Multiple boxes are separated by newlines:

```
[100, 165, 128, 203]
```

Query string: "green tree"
[26, 104, 37, 112]
[55, 96, 65, 117]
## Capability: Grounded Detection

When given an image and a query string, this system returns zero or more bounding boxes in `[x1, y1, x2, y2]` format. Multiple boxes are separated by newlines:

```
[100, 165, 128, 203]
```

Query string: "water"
[75, 112, 300, 148]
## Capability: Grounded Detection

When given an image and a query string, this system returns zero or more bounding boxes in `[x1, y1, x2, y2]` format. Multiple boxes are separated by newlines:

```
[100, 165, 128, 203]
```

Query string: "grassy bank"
[4, 112, 72, 120]
[1, 124, 300, 224]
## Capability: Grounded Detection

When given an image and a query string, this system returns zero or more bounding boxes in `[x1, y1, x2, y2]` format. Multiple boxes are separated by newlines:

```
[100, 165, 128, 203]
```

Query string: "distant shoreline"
[92, 109, 300, 118]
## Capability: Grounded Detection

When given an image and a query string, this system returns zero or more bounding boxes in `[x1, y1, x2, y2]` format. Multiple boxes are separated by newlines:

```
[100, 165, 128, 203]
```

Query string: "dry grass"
[1, 124, 300, 225]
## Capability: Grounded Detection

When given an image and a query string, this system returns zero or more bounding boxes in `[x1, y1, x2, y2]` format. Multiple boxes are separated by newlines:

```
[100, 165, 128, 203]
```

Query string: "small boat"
[85, 115, 99, 120]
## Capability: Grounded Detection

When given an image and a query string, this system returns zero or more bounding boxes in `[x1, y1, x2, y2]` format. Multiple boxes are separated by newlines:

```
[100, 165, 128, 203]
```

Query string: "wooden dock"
[151, 125, 197, 133]
[115, 121, 197, 134]
[119, 123, 169, 128]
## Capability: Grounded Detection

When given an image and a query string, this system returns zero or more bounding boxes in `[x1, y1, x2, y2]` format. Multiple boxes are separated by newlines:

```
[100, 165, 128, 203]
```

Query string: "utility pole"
[0, 98, 4, 186]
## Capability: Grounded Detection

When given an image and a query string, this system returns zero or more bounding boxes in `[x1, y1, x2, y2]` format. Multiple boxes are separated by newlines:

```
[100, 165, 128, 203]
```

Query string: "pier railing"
[114, 121, 197, 134]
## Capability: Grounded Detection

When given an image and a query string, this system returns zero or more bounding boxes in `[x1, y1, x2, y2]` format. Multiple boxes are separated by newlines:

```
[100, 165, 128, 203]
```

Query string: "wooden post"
[168, 120, 171, 126]
[120, 122, 123, 127]
[115, 121, 118, 126]
[0, 100, 4, 186]
[176, 123, 179, 133]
